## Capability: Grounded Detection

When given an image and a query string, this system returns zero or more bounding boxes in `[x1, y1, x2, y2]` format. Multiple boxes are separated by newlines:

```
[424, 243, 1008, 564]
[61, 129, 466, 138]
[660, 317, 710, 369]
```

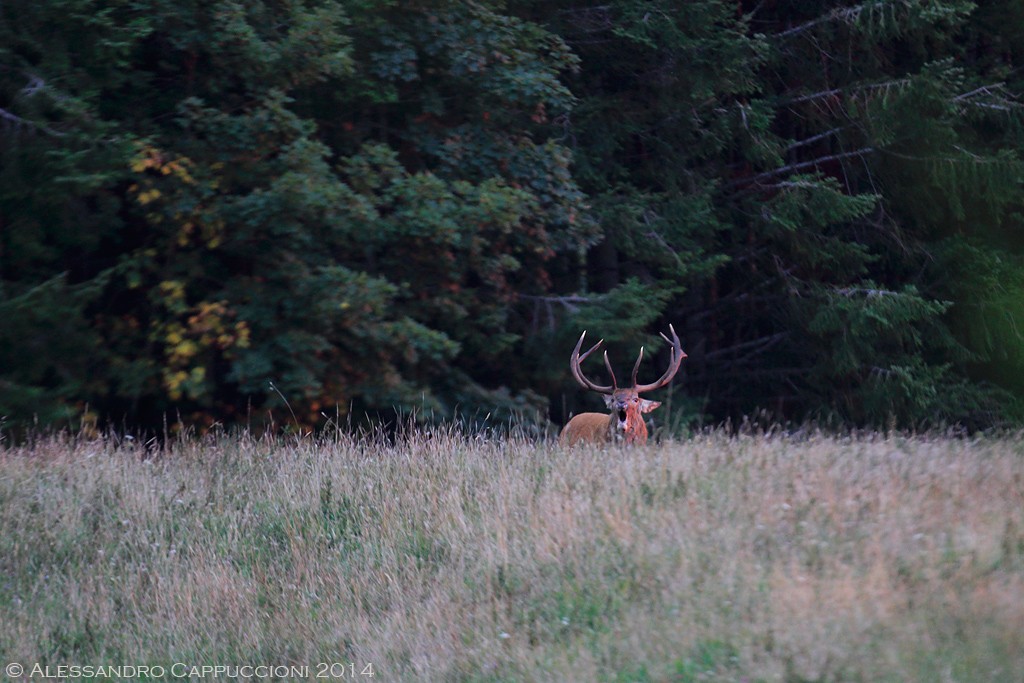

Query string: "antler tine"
[634, 324, 687, 394]
[630, 346, 644, 387]
[569, 331, 614, 394]
[659, 323, 685, 348]
[577, 338, 604, 364]
[602, 350, 619, 390]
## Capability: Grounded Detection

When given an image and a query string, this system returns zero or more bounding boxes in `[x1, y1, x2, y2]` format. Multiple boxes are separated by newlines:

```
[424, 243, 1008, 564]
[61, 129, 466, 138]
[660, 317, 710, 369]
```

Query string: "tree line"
[2, 0, 1023, 434]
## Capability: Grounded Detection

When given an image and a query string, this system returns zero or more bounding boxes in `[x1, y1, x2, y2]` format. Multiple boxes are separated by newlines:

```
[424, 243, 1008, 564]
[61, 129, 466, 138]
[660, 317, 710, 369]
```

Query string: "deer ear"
[639, 399, 661, 414]
[602, 394, 616, 409]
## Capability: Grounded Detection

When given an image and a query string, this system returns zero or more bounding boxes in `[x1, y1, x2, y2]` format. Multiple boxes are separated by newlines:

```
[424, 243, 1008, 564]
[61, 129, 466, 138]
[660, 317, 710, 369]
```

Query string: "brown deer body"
[560, 325, 685, 446]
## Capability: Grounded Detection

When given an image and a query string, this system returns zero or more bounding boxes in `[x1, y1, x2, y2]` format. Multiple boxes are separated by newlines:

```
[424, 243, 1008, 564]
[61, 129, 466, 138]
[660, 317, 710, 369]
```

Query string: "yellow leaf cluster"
[130, 144, 196, 185]
[158, 280, 187, 313]
[174, 216, 224, 249]
[155, 298, 251, 402]
[164, 366, 207, 402]
[177, 221, 195, 247]
[136, 188, 162, 205]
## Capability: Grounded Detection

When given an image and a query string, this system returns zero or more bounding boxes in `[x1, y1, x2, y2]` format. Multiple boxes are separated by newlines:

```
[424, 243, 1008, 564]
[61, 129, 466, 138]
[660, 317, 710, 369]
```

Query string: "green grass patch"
[0, 430, 1022, 681]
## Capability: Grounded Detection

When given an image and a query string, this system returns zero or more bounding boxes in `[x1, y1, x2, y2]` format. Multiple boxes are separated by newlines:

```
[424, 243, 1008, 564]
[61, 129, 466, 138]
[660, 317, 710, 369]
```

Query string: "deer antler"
[630, 346, 645, 387]
[569, 331, 614, 394]
[634, 324, 686, 394]
[603, 351, 619, 389]
[563, 325, 686, 446]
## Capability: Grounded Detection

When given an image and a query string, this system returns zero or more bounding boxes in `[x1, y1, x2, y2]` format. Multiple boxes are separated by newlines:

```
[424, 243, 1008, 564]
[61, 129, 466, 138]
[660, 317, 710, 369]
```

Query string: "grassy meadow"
[1, 428, 1023, 682]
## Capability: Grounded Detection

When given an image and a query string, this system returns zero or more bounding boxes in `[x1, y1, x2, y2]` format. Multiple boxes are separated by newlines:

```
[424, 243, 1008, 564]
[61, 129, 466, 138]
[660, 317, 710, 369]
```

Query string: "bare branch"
[780, 78, 910, 108]
[832, 287, 900, 298]
[0, 107, 67, 137]
[518, 293, 593, 312]
[773, 1, 903, 41]
[724, 147, 876, 190]
[785, 127, 848, 151]
[952, 84, 1024, 113]
[642, 210, 686, 271]
[519, 294, 595, 335]
[704, 332, 790, 363]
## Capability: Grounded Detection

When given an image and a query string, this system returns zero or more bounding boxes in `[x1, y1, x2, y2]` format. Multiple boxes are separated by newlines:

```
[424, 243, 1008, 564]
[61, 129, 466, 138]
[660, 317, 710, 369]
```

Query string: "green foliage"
[2, 0, 1024, 431]
[0, 274, 110, 426]
[797, 284, 994, 424]
[523, 0, 1024, 427]
[1, 0, 586, 430]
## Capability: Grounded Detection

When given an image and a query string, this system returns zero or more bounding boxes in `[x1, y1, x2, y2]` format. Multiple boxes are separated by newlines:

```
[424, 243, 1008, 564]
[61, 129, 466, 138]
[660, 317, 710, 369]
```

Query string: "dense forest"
[2, 0, 1024, 434]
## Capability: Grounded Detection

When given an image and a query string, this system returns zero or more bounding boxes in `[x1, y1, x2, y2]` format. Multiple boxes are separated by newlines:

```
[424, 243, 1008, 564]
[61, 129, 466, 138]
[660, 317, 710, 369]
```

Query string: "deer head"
[561, 325, 685, 445]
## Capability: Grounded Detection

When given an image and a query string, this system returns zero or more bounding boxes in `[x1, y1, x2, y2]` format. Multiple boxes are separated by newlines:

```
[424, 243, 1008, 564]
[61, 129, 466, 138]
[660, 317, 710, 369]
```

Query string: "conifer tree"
[0, 0, 587, 431]
[3, 0, 1024, 432]
[524, 0, 1024, 427]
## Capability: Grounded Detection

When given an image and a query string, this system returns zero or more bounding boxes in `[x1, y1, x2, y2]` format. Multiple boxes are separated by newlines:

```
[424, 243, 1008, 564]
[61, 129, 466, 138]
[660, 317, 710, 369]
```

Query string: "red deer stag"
[560, 325, 685, 446]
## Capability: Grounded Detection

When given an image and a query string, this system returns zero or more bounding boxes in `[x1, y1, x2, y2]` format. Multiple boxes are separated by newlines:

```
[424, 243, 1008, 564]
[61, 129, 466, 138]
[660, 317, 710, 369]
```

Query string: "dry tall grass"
[1, 429, 1023, 682]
